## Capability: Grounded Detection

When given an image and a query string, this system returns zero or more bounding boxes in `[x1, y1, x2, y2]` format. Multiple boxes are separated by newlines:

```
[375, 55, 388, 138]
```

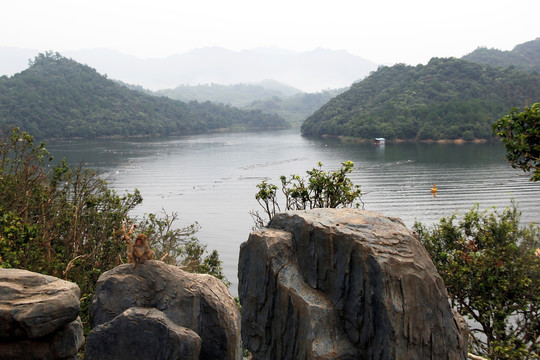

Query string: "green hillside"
[0, 52, 290, 139]
[463, 38, 540, 73]
[301, 57, 540, 141]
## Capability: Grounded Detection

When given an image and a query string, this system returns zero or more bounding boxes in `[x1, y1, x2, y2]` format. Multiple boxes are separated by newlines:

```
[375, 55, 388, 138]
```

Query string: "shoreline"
[36, 125, 292, 142]
[330, 135, 493, 144]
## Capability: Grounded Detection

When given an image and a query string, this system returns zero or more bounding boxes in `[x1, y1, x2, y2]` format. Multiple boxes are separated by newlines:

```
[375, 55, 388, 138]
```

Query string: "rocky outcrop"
[86, 261, 241, 360]
[0, 268, 84, 360]
[85, 307, 201, 360]
[239, 209, 468, 360]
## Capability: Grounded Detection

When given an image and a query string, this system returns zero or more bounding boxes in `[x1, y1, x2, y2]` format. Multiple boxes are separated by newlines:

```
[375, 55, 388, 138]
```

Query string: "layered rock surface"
[0, 268, 84, 360]
[85, 307, 201, 360]
[239, 208, 468, 360]
[86, 261, 241, 360]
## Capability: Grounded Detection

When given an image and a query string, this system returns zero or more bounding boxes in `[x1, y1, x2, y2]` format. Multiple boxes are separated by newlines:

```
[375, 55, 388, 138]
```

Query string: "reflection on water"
[48, 129, 540, 294]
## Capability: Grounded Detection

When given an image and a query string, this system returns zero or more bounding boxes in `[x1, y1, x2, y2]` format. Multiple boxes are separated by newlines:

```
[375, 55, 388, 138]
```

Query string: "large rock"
[85, 307, 201, 360]
[89, 261, 241, 360]
[239, 209, 468, 360]
[0, 318, 84, 360]
[0, 268, 84, 359]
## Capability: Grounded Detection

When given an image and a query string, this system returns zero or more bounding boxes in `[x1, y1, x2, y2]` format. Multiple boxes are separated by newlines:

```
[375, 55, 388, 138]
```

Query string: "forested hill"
[0, 52, 290, 139]
[301, 57, 540, 140]
[462, 38, 540, 73]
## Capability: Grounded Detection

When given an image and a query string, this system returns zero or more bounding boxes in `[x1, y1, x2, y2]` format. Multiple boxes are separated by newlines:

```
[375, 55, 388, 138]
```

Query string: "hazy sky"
[2, 0, 539, 65]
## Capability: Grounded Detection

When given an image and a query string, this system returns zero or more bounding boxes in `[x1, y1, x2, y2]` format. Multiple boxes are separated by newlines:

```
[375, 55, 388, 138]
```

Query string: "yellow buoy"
[431, 184, 438, 193]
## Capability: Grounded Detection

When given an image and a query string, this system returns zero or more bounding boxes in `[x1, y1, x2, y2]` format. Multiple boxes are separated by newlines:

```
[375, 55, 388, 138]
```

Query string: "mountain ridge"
[462, 38, 540, 73]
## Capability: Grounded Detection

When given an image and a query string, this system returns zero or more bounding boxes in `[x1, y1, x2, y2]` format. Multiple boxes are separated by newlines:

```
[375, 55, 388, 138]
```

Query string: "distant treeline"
[301, 57, 540, 140]
[0, 52, 290, 139]
[153, 82, 346, 124]
[156, 81, 301, 107]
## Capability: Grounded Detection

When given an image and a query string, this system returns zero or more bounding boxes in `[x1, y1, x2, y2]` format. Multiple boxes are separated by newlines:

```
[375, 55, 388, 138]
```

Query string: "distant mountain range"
[155, 80, 303, 107]
[0, 47, 379, 92]
[2, 39, 539, 140]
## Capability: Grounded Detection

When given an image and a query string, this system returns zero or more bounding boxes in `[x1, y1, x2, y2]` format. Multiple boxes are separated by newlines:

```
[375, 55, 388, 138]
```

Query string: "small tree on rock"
[252, 161, 363, 226]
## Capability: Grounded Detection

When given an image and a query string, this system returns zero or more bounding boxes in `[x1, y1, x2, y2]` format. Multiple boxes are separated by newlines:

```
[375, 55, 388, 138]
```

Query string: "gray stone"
[50, 317, 85, 359]
[0, 269, 84, 359]
[0, 268, 81, 339]
[85, 307, 201, 360]
[0, 317, 84, 360]
[239, 208, 468, 360]
[90, 261, 241, 360]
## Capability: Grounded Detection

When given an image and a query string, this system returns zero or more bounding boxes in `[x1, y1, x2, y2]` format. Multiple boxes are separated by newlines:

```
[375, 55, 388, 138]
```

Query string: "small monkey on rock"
[121, 220, 155, 268]
[132, 234, 154, 268]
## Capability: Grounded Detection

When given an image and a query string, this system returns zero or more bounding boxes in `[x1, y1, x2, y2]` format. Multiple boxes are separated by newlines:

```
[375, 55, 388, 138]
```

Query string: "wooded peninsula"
[301, 56, 540, 141]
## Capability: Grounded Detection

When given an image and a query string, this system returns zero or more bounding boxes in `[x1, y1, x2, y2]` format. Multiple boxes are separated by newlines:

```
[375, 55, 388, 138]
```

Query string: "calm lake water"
[47, 129, 540, 294]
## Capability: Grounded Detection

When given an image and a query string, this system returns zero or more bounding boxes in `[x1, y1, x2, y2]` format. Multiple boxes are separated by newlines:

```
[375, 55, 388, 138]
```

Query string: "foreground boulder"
[86, 261, 241, 360]
[0, 268, 84, 360]
[239, 209, 468, 360]
[85, 307, 201, 360]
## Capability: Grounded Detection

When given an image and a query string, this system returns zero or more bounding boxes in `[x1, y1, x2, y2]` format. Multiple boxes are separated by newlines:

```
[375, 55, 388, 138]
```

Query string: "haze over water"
[48, 129, 540, 293]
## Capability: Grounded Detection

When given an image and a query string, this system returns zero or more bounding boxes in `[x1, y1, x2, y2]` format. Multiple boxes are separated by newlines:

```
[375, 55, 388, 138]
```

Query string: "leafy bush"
[414, 204, 540, 359]
[493, 103, 540, 181]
